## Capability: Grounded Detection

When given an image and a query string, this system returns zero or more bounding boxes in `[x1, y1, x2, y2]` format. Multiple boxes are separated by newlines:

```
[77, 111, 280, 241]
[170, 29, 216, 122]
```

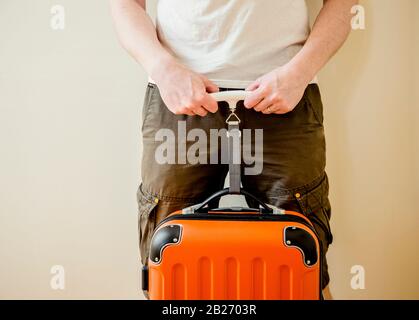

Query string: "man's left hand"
[244, 64, 310, 115]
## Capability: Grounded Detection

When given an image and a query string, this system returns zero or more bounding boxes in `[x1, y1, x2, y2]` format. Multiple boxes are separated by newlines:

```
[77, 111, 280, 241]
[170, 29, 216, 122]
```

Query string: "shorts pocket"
[304, 84, 324, 125]
[137, 183, 159, 265]
[141, 83, 157, 130]
[294, 174, 333, 246]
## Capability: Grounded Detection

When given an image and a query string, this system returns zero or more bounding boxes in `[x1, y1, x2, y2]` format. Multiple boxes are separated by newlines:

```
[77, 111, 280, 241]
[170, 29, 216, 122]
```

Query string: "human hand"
[151, 57, 219, 116]
[244, 64, 310, 114]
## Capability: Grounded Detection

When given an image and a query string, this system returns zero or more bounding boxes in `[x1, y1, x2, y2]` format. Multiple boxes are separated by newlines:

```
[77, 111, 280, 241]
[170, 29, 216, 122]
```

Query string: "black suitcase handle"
[194, 188, 274, 214]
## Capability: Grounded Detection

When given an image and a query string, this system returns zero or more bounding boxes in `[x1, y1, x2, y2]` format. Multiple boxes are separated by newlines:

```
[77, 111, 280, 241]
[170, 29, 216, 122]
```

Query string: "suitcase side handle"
[192, 188, 275, 214]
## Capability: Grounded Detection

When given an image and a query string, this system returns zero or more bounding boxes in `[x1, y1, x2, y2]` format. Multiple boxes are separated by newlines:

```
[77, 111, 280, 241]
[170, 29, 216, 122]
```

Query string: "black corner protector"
[284, 226, 318, 267]
[141, 265, 149, 291]
[150, 224, 182, 264]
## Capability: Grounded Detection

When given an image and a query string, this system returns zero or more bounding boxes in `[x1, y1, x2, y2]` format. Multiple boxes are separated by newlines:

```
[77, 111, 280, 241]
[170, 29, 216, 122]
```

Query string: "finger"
[244, 86, 265, 109]
[200, 94, 219, 113]
[273, 107, 289, 115]
[262, 104, 277, 114]
[193, 106, 208, 117]
[202, 77, 220, 93]
[273, 103, 295, 115]
[177, 108, 195, 116]
[254, 97, 274, 112]
[246, 81, 260, 92]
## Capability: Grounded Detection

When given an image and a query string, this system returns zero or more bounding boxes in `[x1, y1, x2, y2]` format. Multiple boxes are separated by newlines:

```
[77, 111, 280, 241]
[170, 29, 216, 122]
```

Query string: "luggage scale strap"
[227, 112, 241, 194]
[211, 91, 251, 194]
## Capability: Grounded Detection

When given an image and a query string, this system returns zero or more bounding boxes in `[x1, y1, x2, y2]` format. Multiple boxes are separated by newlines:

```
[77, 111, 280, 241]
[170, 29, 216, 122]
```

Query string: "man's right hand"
[150, 57, 219, 116]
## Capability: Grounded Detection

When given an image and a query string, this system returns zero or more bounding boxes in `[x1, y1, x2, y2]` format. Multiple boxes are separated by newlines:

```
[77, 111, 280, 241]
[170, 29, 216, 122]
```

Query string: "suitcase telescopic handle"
[193, 188, 274, 214]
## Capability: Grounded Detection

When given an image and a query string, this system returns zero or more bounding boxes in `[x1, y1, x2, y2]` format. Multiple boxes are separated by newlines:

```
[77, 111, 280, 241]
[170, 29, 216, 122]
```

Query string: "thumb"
[202, 76, 220, 93]
[246, 81, 260, 92]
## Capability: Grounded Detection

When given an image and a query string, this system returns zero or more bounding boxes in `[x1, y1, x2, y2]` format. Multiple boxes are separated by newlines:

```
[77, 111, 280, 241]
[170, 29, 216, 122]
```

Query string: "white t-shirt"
[155, 0, 314, 89]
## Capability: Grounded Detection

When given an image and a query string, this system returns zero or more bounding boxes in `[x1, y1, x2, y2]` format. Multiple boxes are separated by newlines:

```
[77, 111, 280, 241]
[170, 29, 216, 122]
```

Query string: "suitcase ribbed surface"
[148, 213, 321, 300]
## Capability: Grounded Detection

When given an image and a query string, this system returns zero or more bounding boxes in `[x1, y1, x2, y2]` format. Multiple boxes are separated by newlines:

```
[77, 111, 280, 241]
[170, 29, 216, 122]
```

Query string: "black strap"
[227, 115, 241, 194]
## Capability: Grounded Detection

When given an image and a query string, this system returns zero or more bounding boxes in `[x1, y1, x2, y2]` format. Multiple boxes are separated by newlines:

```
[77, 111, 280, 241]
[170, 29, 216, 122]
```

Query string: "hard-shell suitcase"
[142, 91, 322, 300]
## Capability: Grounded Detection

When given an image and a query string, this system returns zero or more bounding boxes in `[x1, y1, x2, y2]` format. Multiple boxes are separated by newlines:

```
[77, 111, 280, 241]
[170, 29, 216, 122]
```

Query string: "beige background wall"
[0, 0, 418, 299]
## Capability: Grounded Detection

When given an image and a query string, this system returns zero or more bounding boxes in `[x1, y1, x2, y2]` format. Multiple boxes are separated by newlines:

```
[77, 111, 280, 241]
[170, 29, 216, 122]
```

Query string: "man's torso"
[155, 0, 312, 88]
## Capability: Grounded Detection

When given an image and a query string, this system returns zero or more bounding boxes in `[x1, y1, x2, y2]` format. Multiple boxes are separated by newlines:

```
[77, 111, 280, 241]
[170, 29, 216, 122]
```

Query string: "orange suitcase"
[142, 91, 322, 300]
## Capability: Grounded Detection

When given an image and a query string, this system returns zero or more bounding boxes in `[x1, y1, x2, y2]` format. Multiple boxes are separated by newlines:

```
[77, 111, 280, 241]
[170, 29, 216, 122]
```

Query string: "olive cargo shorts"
[137, 83, 333, 290]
